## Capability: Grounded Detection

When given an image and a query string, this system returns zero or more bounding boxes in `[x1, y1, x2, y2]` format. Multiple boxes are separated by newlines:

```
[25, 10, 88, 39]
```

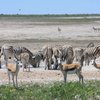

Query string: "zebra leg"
[45, 60, 47, 70]
[45, 59, 48, 70]
[47, 62, 50, 70]
[23, 65, 25, 72]
[28, 64, 30, 72]
[0, 60, 1, 69]
[37, 62, 40, 68]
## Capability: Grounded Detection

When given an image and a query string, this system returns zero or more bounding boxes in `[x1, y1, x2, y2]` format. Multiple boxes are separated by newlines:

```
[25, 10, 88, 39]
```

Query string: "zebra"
[42, 45, 53, 70]
[14, 47, 41, 68]
[74, 48, 84, 62]
[15, 47, 44, 68]
[14, 46, 33, 56]
[13, 46, 33, 61]
[32, 51, 43, 68]
[62, 45, 74, 64]
[0, 45, 35, 69]
[83, 45, 100, 66]
[0, 44, 15, 66]
[20, 52, 30, 72]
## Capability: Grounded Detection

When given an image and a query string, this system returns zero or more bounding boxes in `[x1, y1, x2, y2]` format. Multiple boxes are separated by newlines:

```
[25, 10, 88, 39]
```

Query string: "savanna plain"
[0, 15, 100, 100]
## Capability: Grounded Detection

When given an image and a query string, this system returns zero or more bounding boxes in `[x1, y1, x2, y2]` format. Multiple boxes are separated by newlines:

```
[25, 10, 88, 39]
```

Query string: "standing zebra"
[42, 45, 53, 70]
[83, 45, 100, 66]
[62, 45, 74, 64]
[0, 44, 15, 66]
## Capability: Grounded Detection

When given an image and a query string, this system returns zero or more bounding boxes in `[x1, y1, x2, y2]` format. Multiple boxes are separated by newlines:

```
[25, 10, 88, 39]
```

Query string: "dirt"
[0, 16, 100, 85]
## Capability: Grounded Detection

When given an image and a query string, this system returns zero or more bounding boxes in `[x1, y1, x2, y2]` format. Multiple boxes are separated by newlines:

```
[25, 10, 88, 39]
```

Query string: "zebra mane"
[87, 42, 94, 48]
[21, 47, 33, 56]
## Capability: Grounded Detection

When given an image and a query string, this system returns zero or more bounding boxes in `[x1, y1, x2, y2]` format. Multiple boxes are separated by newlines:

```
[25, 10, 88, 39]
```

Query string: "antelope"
[58, 27, 61, 32]
[59, 62, 83, 84]
[93, 27, 100, 31]
[7, 59, 21, 87]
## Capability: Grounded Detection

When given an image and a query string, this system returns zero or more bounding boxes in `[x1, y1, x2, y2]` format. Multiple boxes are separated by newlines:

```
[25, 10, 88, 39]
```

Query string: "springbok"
[58, 61, 83, 84]
[93, 27, 100, 31]
[58, 27, 61, 32]
[7, 59, 21, 87]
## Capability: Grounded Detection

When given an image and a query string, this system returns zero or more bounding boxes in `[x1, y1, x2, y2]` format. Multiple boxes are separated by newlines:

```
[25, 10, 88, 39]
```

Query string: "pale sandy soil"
[0, 17, 100, 85]
[0, 66, 100, 85]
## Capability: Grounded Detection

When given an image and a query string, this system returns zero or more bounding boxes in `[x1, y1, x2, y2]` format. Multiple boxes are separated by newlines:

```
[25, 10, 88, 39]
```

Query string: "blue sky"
[0, 0, 100, 14]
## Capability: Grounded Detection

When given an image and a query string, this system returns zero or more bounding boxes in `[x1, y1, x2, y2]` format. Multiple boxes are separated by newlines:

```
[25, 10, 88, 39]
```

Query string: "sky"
[0, 0, 100, 14]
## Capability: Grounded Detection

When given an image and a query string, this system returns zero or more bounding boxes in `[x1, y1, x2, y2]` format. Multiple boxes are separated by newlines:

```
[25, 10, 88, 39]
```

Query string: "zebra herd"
[0, 42, 100, 87]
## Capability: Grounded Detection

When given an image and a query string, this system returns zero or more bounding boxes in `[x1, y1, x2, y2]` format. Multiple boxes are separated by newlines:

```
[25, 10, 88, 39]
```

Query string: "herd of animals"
[0, 42, 100, 87]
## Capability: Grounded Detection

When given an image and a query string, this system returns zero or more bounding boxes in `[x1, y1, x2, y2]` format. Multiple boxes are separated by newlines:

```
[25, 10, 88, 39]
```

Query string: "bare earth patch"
[0, 66, 100, 85]
[0, 16, 100, 85]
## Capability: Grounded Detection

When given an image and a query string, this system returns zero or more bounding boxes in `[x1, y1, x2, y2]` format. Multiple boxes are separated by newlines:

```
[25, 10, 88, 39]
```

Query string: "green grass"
[0, 81, 100, 100]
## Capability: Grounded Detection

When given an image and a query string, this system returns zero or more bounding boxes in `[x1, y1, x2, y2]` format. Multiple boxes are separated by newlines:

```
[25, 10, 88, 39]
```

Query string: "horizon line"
[0, 13, 100, 16]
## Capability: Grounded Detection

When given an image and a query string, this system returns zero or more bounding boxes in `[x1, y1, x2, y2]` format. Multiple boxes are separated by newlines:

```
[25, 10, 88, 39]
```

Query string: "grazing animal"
[14, 47, 33, 59]
[32, 51, 43, 68]
[7, 59, 21, 87]
[16, 47, 44, 69]
[14, 47, 38, 68]
[59, 62, 83, 84]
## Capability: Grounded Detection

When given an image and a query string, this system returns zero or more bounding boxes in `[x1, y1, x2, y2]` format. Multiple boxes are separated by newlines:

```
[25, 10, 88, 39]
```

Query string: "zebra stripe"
[83, 46, 100, 65]
[93, 46, 100, 58]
